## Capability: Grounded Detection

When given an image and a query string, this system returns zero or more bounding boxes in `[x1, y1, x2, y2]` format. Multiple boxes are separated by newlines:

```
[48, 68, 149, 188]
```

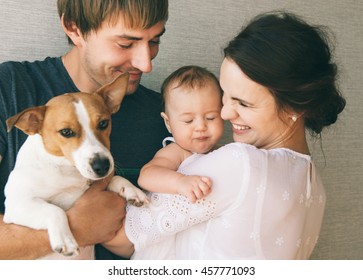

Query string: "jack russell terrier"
[3, 72, 147, 259]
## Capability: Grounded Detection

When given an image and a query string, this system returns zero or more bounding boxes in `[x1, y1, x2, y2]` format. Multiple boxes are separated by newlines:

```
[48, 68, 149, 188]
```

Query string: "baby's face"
[163, 83, 224, 154]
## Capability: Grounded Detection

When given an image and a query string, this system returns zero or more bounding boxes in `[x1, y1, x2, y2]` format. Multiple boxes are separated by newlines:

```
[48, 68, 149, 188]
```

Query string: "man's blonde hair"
[58, 0, 168, 44]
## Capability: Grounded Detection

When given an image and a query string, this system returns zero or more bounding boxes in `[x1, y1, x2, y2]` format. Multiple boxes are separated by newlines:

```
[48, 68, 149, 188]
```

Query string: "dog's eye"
[98, 120, 109, 130]
[59, 128, 76, 138]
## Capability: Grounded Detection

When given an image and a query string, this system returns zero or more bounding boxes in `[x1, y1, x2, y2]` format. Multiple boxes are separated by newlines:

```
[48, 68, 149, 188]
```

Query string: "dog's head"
[6, 72, 129, 180]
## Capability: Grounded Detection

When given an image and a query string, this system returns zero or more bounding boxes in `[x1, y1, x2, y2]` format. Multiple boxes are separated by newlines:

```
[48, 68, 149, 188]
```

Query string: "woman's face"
[219, 58, 294, 149]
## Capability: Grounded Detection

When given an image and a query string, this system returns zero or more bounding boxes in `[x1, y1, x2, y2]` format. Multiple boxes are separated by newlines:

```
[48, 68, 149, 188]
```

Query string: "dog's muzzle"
[90, 154, 111, 177]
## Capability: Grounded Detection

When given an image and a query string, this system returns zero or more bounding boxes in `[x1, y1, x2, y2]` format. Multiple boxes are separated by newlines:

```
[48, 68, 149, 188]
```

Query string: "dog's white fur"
[3, 73, 147, 259]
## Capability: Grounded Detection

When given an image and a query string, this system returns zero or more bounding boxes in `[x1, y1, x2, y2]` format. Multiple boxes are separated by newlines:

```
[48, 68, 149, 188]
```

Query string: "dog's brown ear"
[95, 72, 130, 114]
[6, 106, 47, 135]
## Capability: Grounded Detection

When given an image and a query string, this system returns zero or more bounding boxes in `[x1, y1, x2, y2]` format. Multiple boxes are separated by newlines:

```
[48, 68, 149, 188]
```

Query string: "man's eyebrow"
[155, 28, 166, 38]
[117, 28, 166, 41]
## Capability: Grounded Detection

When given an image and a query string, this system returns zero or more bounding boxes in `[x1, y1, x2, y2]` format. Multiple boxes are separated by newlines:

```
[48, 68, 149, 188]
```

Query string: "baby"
[138, 65, 224, 202]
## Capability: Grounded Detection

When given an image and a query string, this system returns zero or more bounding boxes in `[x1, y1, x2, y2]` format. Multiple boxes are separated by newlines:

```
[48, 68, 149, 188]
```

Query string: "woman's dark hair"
[224, 11, 346, 135]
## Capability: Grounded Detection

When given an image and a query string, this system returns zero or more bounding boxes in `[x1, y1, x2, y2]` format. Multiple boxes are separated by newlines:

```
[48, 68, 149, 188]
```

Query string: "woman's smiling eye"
[239, 101, 249, 107]
[232, 97, 251, 108]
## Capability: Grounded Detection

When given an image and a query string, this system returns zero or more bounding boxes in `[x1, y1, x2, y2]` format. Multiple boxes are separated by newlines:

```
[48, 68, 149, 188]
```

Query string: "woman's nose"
[221, 103, 237, 120]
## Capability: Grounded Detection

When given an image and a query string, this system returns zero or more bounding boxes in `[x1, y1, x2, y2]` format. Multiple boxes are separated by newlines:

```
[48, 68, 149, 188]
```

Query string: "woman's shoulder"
[211, 142, 258, 156]
[211, 143, 310, 163]
[198, 143, 256, 168]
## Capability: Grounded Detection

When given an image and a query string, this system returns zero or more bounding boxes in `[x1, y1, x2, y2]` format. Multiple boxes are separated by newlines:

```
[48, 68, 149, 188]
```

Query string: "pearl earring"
[291, 115, 298, 122]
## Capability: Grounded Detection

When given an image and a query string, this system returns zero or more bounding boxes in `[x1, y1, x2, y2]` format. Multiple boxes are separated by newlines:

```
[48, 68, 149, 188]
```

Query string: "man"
[0, 0, 169, 259]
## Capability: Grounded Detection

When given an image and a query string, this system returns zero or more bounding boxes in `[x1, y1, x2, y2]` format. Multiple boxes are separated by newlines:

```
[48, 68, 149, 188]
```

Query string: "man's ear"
[60, 14, 83, 46]
[160, 112, 172, 133]
[95, 72, 130, 114]
[6, 106, 47, 135]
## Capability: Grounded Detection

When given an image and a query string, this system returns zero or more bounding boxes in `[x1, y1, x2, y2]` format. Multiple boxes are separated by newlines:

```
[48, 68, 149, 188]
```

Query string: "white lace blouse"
[125, 143, 326, 259]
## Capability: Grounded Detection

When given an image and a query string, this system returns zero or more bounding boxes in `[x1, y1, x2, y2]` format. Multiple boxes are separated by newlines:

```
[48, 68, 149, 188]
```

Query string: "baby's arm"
[138, 143, 212, 202]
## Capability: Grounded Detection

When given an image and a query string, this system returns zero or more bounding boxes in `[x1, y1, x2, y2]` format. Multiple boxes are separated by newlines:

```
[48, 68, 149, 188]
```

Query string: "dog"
[3, 72, 148, 259]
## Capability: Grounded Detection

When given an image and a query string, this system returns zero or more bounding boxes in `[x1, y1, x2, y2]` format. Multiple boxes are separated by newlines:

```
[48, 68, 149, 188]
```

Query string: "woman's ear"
[60, 14, 84, 46]
[285, 109, 305, 124]
[160, 112, 172, 133]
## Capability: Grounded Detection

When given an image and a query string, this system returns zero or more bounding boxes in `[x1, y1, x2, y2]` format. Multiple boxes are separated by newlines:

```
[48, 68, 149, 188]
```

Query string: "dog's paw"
[108, 176, 149, 207]
[50, 235, 79, 257]
[53, 240, 80, 257]
[48, 222, 79, 257]
[122, 184, 149, 207]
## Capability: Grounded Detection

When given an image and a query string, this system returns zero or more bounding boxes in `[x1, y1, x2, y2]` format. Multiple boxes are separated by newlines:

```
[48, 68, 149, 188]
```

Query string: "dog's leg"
[4, 198, 79, 256]
[108, 176, 149, 207]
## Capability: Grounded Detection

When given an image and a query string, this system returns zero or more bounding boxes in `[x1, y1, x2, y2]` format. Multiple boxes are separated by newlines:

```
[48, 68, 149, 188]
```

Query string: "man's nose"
[131, 44, 153, 73]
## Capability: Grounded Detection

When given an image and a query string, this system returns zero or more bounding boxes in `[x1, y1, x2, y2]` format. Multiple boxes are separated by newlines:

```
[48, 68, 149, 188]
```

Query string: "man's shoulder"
[0, 56, 76, 119]
[0, 57, 61, 73]
[0, 56, 75, 96]
[0, 57, 64, 85]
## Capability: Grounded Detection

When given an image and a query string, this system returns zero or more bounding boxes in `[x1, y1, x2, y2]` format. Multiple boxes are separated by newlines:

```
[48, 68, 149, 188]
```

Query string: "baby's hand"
[176, 175, 212, 203]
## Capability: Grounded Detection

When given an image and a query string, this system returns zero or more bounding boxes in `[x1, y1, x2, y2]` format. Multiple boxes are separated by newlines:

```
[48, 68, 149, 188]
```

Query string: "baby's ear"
[160, 112, 172, 133]
[6, 106, 47, 135]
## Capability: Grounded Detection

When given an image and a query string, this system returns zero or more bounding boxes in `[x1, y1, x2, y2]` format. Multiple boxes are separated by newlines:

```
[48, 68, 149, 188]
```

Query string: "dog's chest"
[46, 169, 91, 210]
[12, 135, 91, 210]
[16, 162, 91, 210]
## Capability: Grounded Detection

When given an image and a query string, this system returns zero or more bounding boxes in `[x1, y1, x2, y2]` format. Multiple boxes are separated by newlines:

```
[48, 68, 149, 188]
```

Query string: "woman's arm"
[128, 143, 249, 251]
[102, 219, 134, 258]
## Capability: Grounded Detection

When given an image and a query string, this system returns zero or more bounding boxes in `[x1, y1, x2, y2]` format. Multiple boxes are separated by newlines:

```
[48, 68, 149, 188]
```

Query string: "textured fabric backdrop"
[0, 0, 362, 259]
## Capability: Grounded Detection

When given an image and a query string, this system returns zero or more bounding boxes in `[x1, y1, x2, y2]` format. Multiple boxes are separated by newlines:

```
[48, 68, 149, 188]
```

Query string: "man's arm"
[0, 179, 126, 260]
[0, 216, 52, 259]
[67, 179, 127, 247]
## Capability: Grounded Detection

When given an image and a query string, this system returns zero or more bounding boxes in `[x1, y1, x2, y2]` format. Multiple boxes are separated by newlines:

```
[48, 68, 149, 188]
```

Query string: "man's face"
[76, 19, 166, 94]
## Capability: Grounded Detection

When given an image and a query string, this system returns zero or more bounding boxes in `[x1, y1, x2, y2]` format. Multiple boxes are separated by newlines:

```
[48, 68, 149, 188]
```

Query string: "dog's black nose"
[91, 154, 110, 177]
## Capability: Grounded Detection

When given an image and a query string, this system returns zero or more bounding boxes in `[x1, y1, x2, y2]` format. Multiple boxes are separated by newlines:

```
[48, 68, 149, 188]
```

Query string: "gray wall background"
[0, 0, 362, 259]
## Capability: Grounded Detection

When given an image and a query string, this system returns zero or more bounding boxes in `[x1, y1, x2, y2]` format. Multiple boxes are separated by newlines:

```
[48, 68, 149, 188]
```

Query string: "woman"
[103, 11, 346, 259]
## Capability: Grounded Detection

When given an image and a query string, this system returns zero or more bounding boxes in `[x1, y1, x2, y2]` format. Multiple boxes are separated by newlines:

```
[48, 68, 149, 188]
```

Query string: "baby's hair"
[161, 65, 222, 111]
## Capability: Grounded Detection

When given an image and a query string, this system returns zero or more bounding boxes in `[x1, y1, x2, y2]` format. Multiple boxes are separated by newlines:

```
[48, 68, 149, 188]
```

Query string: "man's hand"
[66, 176, 127, 247]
